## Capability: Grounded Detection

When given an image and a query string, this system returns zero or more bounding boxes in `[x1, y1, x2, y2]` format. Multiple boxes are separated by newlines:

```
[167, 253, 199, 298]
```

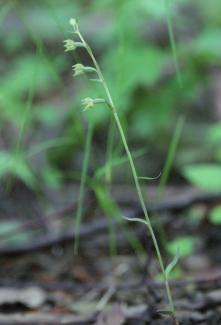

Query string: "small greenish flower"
[82, 97, 106, 111]
[69, 18, 78, 33]
[64, 40, 85, 52]
[82, 98, 95, 111]
[64, 39, 76, 52]
[73, 64, 85, 76]
[72, 64, 97, 77]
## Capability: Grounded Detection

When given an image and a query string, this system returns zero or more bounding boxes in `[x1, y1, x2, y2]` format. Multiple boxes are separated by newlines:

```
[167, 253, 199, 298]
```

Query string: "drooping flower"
[72, 64, 85, 76]
[82, 98, 106, 111]
[64, 40, 85, 52]
[82, 98, 95, 111]
[63, 39, 76, 52]
[72, 64, 97, 77]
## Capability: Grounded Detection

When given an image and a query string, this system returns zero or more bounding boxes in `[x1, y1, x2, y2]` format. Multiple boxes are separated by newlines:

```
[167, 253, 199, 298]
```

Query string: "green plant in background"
[158, 116, 185, 198]
[209, 206, 221, 225]
[182, 164, 221, 192]
[74, 121, 93, 255]
[64, 18, 179, 322]
[91, 181, 146, 258]
[181, 121, 221, 226]
[164, 0, 182, 89]
[181, 122, 221, 192]
[156, 115, 185, 265]
[167, 236, 194, 257]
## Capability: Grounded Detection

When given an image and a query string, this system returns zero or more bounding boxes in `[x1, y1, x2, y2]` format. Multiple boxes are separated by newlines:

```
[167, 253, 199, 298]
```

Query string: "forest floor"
[0, 183, 221, 324]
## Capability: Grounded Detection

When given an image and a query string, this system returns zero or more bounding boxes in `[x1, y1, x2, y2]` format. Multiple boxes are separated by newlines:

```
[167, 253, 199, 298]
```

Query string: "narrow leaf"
[138, 172, 161, 181]
[124, 216, 149, 226]
[165, 249, 180, 277]
[89, 78, 102, 83]
[157, 309, 173, 316]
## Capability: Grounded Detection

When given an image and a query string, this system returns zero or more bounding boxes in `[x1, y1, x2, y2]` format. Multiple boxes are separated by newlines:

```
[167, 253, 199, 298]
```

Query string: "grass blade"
[158, 115, 185, 198]
[74, 121, 93, 255]
[164, 0, 183, 89]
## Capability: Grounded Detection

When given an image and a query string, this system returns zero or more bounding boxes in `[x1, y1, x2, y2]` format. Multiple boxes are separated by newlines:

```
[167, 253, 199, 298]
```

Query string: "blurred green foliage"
[209, 205, 221, 225]
[0, 0, 221, 190]
[167, 236, 194, 257]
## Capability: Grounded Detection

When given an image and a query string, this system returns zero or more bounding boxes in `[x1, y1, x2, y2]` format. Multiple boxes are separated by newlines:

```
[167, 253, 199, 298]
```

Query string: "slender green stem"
[105, 119, 115, 185]
[77, 31, 176, 317]
[158, 115, 185, 199]
[74, 120, 93, 255]
[114, 102, 175, 316]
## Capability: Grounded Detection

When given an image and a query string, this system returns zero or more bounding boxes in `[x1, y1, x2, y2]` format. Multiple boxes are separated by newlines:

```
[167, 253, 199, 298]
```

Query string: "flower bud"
[69, 18, 78, 33]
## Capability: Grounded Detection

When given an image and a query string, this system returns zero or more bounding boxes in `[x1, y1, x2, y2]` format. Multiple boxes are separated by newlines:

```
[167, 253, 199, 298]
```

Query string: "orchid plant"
[64, 18, 179, 323]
